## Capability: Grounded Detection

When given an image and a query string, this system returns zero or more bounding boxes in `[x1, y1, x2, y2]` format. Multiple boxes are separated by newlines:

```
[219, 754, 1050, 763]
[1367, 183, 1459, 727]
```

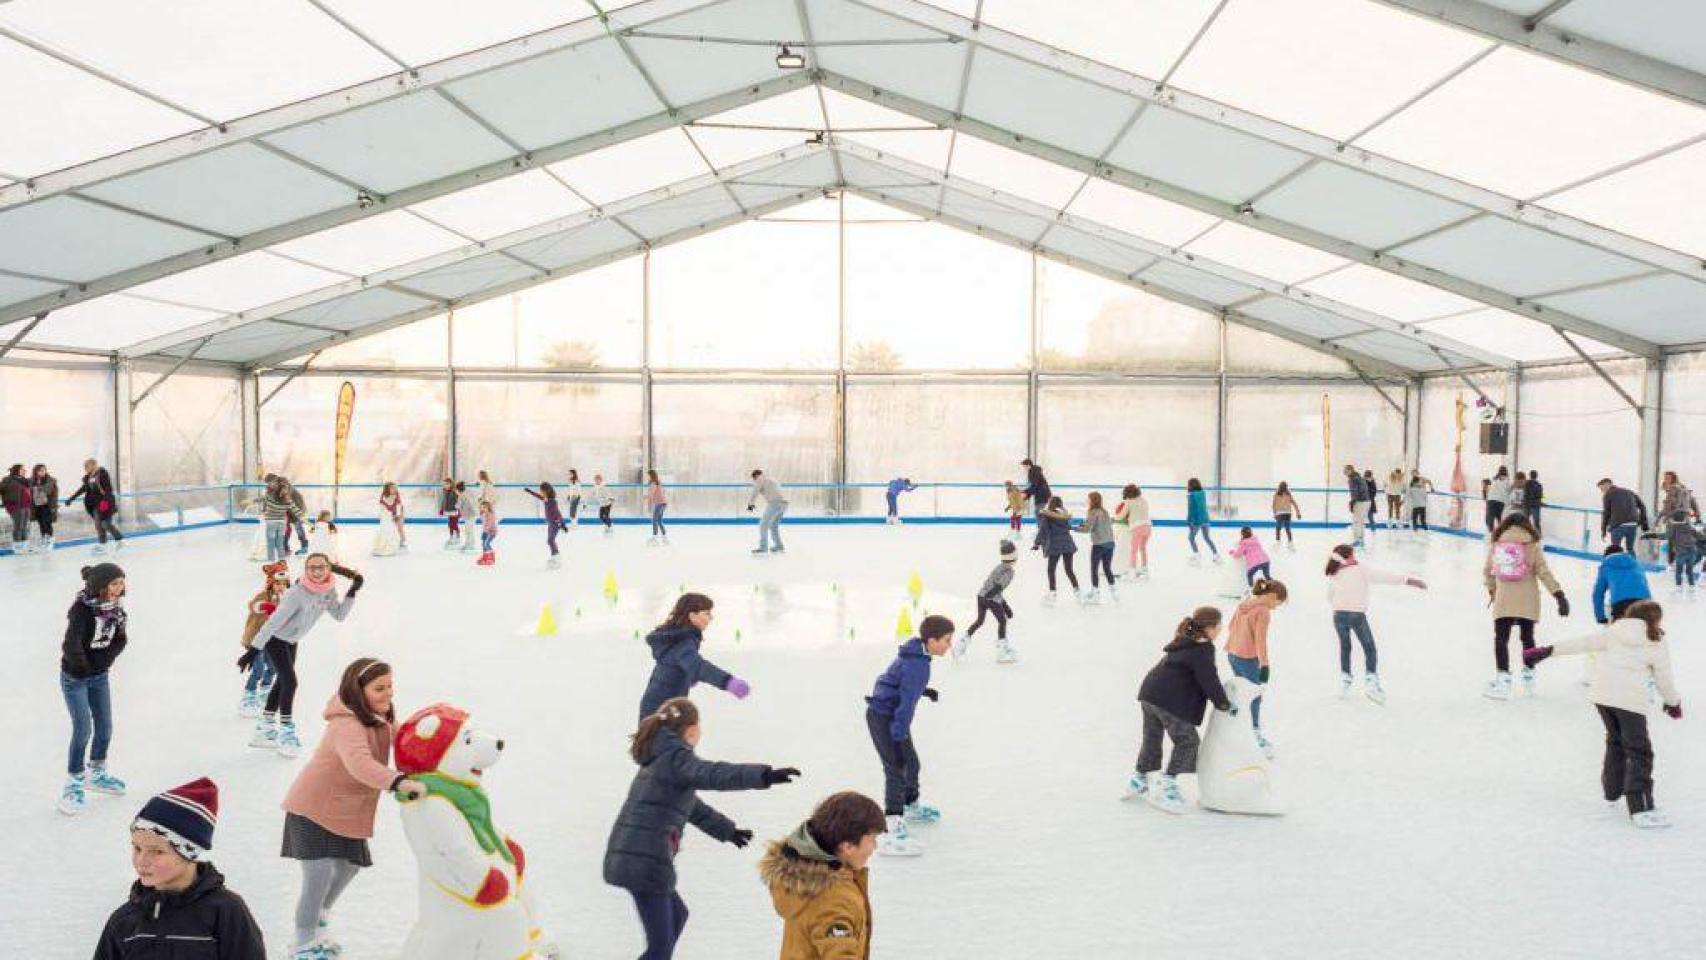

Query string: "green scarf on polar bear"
[411, 772, 515, 865]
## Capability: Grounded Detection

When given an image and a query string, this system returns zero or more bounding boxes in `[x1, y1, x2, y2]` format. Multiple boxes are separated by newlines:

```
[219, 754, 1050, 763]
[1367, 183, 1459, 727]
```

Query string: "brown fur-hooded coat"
[759, 822, 871, 960]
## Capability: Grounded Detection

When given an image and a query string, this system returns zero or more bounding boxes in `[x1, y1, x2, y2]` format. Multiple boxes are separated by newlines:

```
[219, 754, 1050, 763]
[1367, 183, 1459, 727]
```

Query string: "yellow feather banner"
[333, 381, 356, 520]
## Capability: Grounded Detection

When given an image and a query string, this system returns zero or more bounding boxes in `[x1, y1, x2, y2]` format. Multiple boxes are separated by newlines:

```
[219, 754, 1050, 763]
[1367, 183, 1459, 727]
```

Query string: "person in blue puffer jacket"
[637, 593, 751, 721]
[1592, 544, 1652, 624]
[864, 615, 955, 857]
[1185, 477, 1220, 565]
[884, 477, 917, 524]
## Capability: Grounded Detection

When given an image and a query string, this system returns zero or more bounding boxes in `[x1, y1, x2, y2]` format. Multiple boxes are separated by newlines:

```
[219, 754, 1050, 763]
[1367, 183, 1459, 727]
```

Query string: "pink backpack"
[1491, 541, 1531, 582]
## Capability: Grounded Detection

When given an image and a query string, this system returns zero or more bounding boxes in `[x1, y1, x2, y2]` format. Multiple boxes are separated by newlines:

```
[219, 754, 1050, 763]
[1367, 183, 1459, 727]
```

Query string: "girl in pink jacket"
[1325, 544, 1426, 704]
[1228, 527, 1271, 586]
[280, 658, 425, 957]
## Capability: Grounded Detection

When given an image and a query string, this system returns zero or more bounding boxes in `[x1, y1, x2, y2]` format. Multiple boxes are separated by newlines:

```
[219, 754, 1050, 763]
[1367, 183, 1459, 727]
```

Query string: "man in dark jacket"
[1525, 470, 1546, 533]
[865, 615, 954, 856]
[1020, 459, 1050, 550]
[1598, 478, 1650, 555]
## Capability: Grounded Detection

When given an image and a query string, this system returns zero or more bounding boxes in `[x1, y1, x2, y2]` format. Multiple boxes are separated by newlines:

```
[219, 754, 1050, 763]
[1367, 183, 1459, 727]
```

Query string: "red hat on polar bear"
[396, 703, 470, 775]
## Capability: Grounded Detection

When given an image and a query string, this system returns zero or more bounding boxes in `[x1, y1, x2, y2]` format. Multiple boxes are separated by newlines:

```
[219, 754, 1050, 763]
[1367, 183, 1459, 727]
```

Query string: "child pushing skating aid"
[1125, 606, 1234, 814]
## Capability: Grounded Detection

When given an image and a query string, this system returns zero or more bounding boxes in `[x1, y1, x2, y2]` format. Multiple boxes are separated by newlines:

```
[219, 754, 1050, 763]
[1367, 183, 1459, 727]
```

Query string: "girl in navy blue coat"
[1125, 606, 1233, 814]
[604, 698, 798, 959]
[865, 614, 955, 856]
[637, 593, 750, 721]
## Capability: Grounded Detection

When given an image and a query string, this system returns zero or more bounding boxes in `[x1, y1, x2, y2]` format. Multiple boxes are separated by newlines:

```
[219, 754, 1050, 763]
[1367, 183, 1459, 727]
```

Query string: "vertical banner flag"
[333, 381, 356, 521]
[1450, 392, 1467, 530]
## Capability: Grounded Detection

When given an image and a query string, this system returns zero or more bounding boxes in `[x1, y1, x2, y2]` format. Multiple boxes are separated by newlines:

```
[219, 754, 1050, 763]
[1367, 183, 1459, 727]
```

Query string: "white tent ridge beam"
[120, 141, 834, 359]
[845, 184, 1417, 383]
[830, 140, 1517, 370]
[1367, 0, 1706, 111]
[0, 70, 817, 331]
[240, 185, 830, 371]
[850, 0, 1706, 282]
[0, 0, 726, 209]
[817, 72, 1661, 360]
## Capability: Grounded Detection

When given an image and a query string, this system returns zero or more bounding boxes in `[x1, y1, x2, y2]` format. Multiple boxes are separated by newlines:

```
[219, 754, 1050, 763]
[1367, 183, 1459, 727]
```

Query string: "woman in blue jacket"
[637, 594, 750, 721]
[1185, 478, 1220, 565]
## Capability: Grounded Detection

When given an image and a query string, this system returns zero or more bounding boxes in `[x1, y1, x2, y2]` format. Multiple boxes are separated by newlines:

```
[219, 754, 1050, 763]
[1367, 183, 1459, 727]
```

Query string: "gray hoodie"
[978, 561, 1015, 601]
[255, 580, 355, 645]
[1076, 507, 1115, 545]
[748, 475, 787, 508]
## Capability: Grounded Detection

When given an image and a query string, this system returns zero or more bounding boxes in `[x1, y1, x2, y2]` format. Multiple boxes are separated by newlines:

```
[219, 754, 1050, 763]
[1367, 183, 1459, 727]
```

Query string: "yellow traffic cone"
[603, 571, 619, 603]
[895, 605, 914, 639]
[906, 571, 924, 608]
[533, 602, 557, 637]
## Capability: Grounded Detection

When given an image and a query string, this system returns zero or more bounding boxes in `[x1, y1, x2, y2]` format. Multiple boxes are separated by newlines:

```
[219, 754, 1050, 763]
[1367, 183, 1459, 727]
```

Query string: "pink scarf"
[299, 571, 335, 595]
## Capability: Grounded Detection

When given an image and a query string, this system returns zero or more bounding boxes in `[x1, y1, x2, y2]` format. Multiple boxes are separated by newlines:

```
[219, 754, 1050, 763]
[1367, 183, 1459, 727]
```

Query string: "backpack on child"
[1491, 541, 1531, 582]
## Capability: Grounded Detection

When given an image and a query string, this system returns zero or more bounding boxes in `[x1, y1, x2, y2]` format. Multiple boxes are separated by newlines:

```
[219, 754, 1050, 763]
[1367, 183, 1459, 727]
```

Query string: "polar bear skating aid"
[395, 703, 560, 960]
[1197, 677, 1283, 816]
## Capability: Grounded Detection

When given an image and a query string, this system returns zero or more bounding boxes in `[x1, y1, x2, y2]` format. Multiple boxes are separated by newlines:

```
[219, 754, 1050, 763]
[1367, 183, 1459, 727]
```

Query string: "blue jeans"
[1333, 611, 1377, 675]
[1188, 523, 1217, 555]
[480, 531, 495, 553]
[651, 504, 668, 536]
[1227, 653, 1263, 728]
[1674, 547, 1698, 586]
[1245, 562, 1271, 585]
[885, 492, 899, 517]
[757, 501, 787, 551]
[243, 651, 276, 692]
[1609, 522, 1638, 555]
[629, 890, 689, 960]
[265, 521, 287, 562]
[60, 672, 112, 777]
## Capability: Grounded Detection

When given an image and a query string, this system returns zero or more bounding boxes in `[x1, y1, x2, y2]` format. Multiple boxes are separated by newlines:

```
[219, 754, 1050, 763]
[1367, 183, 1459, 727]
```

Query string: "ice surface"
[5, 522, 1703, 958]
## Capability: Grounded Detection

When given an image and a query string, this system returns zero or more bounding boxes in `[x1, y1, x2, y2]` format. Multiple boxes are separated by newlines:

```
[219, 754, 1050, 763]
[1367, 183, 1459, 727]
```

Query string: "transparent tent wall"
[1418, 371, 1512, 502]
[845, 379, 1028, 517]
[0, 354, 114, 545]
[1518, 359, 1643, 547]
[1660, 352, 1706, 502]
[649, 379, 838, 516]
[129, 363, 242, 527]
[1036, 380, 1218, 521]
[1224, 382, 1405, 524]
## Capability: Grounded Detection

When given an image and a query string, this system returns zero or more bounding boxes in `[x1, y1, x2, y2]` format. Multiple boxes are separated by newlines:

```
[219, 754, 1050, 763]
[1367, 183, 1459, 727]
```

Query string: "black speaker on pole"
[1479, 422, 1509, 455]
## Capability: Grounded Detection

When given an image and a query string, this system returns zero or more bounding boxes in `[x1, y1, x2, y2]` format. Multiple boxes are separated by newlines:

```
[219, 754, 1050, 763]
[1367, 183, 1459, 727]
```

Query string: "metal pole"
[641, 246, 654, 478]
[1026, 252, 1039, 461]
[1214, 312, 1228, 512]
[446, 307, 458, 478]
[1640, 356, 1664, 508]
[835, 190, 849, 516]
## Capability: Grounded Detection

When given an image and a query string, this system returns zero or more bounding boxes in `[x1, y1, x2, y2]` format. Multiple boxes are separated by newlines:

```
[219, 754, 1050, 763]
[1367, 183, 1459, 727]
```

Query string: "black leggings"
[262, 639, 299, 719]
[1493, 617, 1536, 673]
[968, 596, 1011, 639]
[1410, 507, 1428, 531]
[33, 505, 54, 537]
[1090, 542, 1114, 586]
[1485, 501, 1504, 532]
[1046, 553, 1079, 591]
[1597, 705, 1654, 815]
[1273, 513, 1293, 543]
[599, 504, 612, 529]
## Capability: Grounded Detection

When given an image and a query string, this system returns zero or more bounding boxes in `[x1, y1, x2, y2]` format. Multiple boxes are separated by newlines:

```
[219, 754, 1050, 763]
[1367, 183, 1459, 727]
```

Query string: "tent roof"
[2, 0, 1701, 371]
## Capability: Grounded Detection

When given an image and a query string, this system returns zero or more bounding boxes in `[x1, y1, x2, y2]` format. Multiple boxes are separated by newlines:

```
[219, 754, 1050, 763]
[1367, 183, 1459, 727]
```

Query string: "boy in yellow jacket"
[760, 792, 886, 959]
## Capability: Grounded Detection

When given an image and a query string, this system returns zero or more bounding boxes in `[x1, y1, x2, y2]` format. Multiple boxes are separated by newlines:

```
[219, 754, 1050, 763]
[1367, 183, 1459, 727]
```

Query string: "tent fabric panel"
[960, 46, 1143, 158]
[273, 286, 438, 333]
[618, 186, 743, 240]
[1183, 221, 1349, 285]
[805, 0, 971, 110]
[1549, 0, 1706, 75]
[124, 252, 345, 315]
[626, 0, 806, 107]
[547, 128, 710, 205]
[691, 87, 827, 169]
[261, 90, 516, 194]
[82, 143, 355, 239]
[1536, 273, 1706, 346]
[1332, 329, 1457, 371]
[1253, 161, 1477, 251]
[310, 0, 599, 67]
[1107, 105, 1312, 204]
[506, 218, 639, 270]
[388, 252, 537, 301]
[1240, 295, 1371, 340]
[1544, 140, 1706, 261]
[441, 37, 665, 151]
[837, 151, 937, 189]
[1136, 259, 1261, 306]
[1066, 178, 1219, 249]
[976, 0, 1222, 81]
[1391, 215, 1650, 298]
[184, 322, 331, 364]
[0, 273, 64, 309]
[0, 195, 215, 284]
[938, 189, 1053, 245]
[1041, 224, 1154, 277]
[947, 134, 1089, 209]
[407, 170, 589, 241]
[29, 294, 221, 351]
[1417, 307, 1619, 364]
[1298, 263, 1479, 323]
[268, 211, 467, 278]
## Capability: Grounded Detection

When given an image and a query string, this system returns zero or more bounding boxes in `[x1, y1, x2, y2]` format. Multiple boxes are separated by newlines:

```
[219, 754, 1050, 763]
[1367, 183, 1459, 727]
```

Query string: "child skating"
[593, 473, 615, 535]
[238, 561, 289, 718]
[1272, 482, 1301, 552]
[1484, 512, 1568, 699]
[637, 593, 751, 721]
[1525, 601, 1682, 828]
[565, 469, 583, 529]
[437, 478, 459, 549]
[1185, 477, 1219, 565]
[1124, 606, 1235, 813]
[1226, 579, 1287, 759]
[866, 615, 954, 856]
[476, 498, 499, 566]
[1665, 509, 1699, 595]
[1325, 544, 1426, 704]
[1004, 481, 1024, 533]
[454, 482, 478, 553]
[1592, 544, 1651, 624]
[524, 481, 568, 568]
[1036, 496, 1082, 605]
[374, 482, 406, 555]
[1228, 527, 1271, 586]
[959, 539, 1017, 663]
[59, 562, 129, 815]
[246, 555, 364, 758]
[1074, 491, 1117, 604]
[645, 470, 669, 545]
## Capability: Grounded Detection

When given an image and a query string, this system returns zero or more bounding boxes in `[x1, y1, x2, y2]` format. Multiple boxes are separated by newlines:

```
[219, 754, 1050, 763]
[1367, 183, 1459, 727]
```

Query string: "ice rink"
[7, 520, 1705, 959]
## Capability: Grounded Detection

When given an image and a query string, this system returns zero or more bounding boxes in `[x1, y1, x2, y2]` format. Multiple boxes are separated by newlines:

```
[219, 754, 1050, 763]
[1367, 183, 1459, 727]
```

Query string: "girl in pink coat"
[280, 658, 425, 958]
[1228, 527, 1272, 586]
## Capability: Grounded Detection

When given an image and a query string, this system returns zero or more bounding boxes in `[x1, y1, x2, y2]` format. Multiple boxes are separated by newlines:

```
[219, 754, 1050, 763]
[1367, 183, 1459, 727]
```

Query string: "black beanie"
[999, 539, 1016, 559]
[81, 562, 125, 597]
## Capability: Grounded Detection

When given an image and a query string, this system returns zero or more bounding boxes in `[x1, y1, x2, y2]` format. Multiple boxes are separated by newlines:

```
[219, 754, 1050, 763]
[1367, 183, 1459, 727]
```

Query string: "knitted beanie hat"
[133, 778, 218, 862]
[395, 703, 470, 775]
[999, 539, 1017, 560]
[81, 562, 125, 597]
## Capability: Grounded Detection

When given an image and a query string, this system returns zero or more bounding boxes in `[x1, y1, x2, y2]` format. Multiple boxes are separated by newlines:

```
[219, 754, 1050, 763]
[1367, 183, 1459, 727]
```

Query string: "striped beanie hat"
[133, 778, 219, 862]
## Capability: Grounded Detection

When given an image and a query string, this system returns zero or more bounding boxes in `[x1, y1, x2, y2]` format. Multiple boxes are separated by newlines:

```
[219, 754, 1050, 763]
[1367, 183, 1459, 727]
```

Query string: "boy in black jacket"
[1125, 606, 1234, 814]
[95, 777, 267, 959]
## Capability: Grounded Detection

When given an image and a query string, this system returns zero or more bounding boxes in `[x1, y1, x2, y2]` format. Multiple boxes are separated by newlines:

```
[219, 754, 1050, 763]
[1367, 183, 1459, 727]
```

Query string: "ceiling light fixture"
[775, 45, 805, 69]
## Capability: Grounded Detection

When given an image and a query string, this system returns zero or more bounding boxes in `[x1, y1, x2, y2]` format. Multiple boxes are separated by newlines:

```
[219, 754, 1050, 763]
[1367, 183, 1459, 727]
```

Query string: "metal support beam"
[1429, 346, 1496, 408]
[1556, 328, 1642, 416]
[1214, 312, 1228, 512]
[1350, 360, 1407, 418]
[0, 312, 47, 361]
[130, 338, 210, 408]
[1367, 0, 1706, 110]
[1639, 356, 1663, 509]
[258, 351, 320, 407]
[240, 373, 261, 483]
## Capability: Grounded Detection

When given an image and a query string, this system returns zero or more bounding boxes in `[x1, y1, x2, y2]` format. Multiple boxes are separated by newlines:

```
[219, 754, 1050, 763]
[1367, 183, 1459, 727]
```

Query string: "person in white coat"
[1525, 600, 1682, 828]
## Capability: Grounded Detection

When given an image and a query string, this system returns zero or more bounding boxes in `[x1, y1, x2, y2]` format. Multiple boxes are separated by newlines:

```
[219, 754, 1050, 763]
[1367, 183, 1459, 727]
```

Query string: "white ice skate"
[996, 637, 1017, 664]
[1254, 729, 1276, 760]
[239, 689, 260, 718]
[290, 940, 339, 960]
[86, 765, 127, 796]
[250, 714, 278, 750]
[878, 815, 923, 857]
[1146, 774, 1186, 814]
[1483, 672, 1513, 701]
[1339, 673, 1353, 698]
[1121, 771, 1150, 802]
[1106, 582, 1119, 603]
[952, 637, 969, 661]
[547, 555, 562, 569]
[57, 775, 86, 816]
[1363, 672, 1387, 705]
[1286, 542, 1297, 553]
[1187, 554, 1202, 567]
[276, 720, 302, 759]
[1137, 566, 1150, 579]
[1041, 590, 1058, 606]
[904, 801, 941, 825]
[1631, 809, 1672, 829]
[1520, 666, 1536, 695]
[1082, 587, 1102, 605]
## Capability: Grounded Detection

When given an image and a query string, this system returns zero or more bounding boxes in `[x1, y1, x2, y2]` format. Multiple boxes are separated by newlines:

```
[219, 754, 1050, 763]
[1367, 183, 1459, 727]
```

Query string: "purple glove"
[726, 677, 751, 699]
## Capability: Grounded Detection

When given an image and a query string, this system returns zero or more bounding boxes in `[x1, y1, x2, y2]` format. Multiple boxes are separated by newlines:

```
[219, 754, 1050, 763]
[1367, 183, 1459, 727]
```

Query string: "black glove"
[330, 562, 360, 579]
[1001, 601, 1014, 619]
[922, 687, 939, 703]
[1664, 703, 1683, 720]
[762, 766, 801, 786]
[730, 829, 753, 848]
[1596, 618, 1609, 625]
[746, 504, 755, 512]
[1554, 591, 1570, 617]
[237, 648, 259, 673]
[343, 572, 366, 598]
[1258, 665, 1271, 685]
[1523, 645, 1554, 667]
